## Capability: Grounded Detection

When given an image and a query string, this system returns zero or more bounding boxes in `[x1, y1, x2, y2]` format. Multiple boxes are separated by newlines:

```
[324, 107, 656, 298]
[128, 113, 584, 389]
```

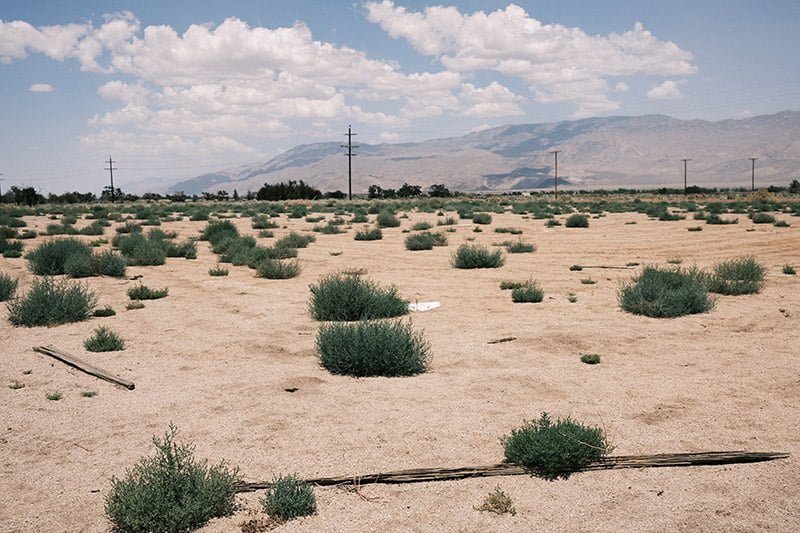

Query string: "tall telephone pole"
[549, 150, 561, 201]
[681, 158, 691, 195]
[105, 156, 117, 203]
[748, 157, 758, 191]
[0, 173, 4, 201]
[341, 126, 358, 200]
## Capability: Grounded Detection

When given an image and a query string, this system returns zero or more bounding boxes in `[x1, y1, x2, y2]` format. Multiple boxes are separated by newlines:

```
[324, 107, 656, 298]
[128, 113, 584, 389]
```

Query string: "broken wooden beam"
[487, 336, 516, 344]
[235, 451, 789, 492]
[32, 345, 135, 390]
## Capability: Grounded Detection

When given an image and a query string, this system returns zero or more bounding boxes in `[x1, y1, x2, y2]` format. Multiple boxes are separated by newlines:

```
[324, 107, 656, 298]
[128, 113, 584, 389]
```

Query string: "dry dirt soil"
[1, 206, 799, 532]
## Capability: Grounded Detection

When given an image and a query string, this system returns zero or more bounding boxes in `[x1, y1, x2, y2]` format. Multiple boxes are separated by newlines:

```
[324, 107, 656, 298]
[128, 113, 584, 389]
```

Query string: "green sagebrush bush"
[7, 277, 96, 327]
[376, 209, 401, 228]
[354, 227, 382, 241]
[0, 271, 18, 301]
[472, 212, 492, 225]
[256, 259, 301, 279]
[262, 475, 317, 522]
[619, 266, 713, 318]
[511, 280, 544, 303]
[127, 284, 168, 300]
[451, 244, 504, 269]
[565, 214, 590, 228]
[309, 272, 408, 321]
[105, 424, 239, 533]
[503, 412, 609, 480]
[708, 256, 765, 295]
[316, 319, 431, 377]
[84, 326, 125, 352]
[26, 237, 92, 275]
[404, 231, 448, 250]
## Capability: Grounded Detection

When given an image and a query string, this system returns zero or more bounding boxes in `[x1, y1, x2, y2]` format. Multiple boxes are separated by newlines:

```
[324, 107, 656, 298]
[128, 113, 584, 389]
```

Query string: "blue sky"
[1, 0, 798, 193]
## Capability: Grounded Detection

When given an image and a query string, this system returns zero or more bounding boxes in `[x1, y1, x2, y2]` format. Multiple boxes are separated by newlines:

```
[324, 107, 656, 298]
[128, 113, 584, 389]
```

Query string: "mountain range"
[165, 111, 800, 195]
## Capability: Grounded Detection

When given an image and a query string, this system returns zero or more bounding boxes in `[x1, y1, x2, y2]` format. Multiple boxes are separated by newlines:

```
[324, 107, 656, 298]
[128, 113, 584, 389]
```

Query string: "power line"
[341, 125, 358, 200]
[748, 157, 758, 191]
[105, 156, 118, 203]
[549, 150, 561, 201]
[681, 158, 691, 195]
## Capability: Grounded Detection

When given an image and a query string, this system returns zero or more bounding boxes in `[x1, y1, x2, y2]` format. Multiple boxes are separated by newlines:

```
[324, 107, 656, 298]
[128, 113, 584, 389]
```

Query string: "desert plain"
[1, 201, 799, 532]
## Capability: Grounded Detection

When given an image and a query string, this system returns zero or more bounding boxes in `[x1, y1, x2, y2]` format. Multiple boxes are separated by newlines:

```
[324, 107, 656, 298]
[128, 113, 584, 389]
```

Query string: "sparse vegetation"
[783, 264, 796, 275]
[751, 212, 775, 224]
[567, 293, 578, 303]
[569, 265, 583, 271]
[316, 319, 431, 377]
[261, 475, 317, 523]
[81, 391, 97, 398]
[0, 272, 18, 301]
[93, 306, 116, 317]
[126, 301, 145, 310]
[511, 280, 544, 303]
[256, 259, 301, 279]
[127, 284, 168, 300]
[46, 391, 63, 401]
[7, 277, 96, 327]
[451, 244, 504, 269]
[25, 238, 92, 275]
[475, 486, 516, 516]
[565, 214, 590, 228]
[376, 209, 401, 228]
[309, 272, 407, 321]
[503, 412, 609, 480]
[708, 256, 765, 295]
[104, 425, 239, 533]
[619, 266, 713, 318]
[505, 239, 535, 253]
[580, 354, 601, 364]
[209, 265, 229, 276]
[354, 227, 382, 241]
[500, 280, 525, 290]
[580, 278, 596, 285]
[472, 212, 492, 225]
[84, 326, 125, 352]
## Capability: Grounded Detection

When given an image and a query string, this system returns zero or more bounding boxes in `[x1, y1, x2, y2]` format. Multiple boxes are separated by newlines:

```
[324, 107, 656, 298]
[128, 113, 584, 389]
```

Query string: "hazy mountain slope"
[169, 111, 800, 194]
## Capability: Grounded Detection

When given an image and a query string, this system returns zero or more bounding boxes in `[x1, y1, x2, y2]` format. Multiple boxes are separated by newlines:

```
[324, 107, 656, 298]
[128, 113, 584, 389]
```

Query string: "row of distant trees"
[2, 180, 798, 206]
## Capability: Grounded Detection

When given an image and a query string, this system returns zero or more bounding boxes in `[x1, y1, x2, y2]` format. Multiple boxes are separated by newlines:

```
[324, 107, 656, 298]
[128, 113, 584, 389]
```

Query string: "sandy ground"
[1, 206, 799, 532]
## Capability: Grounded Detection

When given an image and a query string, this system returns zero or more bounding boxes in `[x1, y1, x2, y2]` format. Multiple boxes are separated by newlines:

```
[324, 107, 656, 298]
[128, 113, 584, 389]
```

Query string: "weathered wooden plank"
[32, 345, 135, 390]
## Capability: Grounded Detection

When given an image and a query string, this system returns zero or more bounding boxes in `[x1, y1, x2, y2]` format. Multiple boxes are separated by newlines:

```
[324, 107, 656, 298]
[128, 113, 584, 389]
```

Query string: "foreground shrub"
[619, 266, 713, 318]
[472, 212, 492, 225]
[708, 256, 765, 295]
[256, 259, 301, 279]
[316, 319, 430, 377]
[565, 214, 590, 228]
[503, 412, 609, 480]
[93, 306, 116, 317]
[105, 425, 238, 533]
[26, 238, 92, 275]
[511, 280, 544, 303]
[274, 232, 315, 249]
[7, 277, 96, 326]
[262, 475, 317, 522]
[84, 326, 125, 352]
[91, 251, 127, 277]
[580, 354, 601, 365]
[784, 264, 797, 275]
[451, 244, 504, 269]
[706, 214, 738, 225]
[354, 227, 382, 241]
[127, 285, 168, 300]
[405, 231, 447, 250]
[751, 212, 775, 224]
[376, 209, 401, 228]
[309, 272, 407, 321]
[209, 265, 229, 276]
[505, 239, 536, 253]
[0, 272, 18, 301]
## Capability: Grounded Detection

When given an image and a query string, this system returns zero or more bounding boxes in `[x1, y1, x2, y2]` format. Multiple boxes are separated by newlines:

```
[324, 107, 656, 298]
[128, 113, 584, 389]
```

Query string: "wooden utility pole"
[342, 126, 358, 200]
[748, 157, 758, 191]
[681, 158, 691, 194]
[105, 156, 117, 202]
[0, 173, 4, 201]
[550, 150, 561, 201]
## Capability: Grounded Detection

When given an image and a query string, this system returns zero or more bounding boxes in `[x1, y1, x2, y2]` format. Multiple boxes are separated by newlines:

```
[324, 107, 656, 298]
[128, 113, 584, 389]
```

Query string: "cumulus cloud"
[647, 79, 686, 100]
[29, 83, 54, 92]
[365, 1, 697, 116]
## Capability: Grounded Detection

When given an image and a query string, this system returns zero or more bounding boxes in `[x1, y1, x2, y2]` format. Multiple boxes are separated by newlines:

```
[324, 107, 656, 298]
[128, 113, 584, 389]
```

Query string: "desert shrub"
[511, 280, 544, 303]
[502, 412, 609, 480]
[64, 253, 93, 278]
[476, 486, 516, 516]
[7, 277, 96, 326]
[706, 214, 738, 225]
[19, 230, 37, 239]
[708, 256, 765, 295]
[687, 226, 703, 232]
[219, 236, 257, 265]
[619, 266, 713, 318]
[93, 306, 116, 317]
[84, 326, 125, 352]
[580, 354, 601, 364]
[91, 251, 127, 277]
[127, 285, 168, 300]
[78, 221, 106, 235]
[500, 280, 525, 290]
[545, 218, 561, 227]
[209, 265, 229, 276]
[105, 425, 238, 533]
[261, 475, 317, 522]
[783, 264, 796, 275]
[580, 278, 597, 285]
[126, 301, 145, 310]
[199, 220, 239, 243]
[404, 232, 439, 250]
[411, 221, 432, 231]
[316, 319, 430, 377]
[309, 272, 407, 321]
[115, 221, 143, 234]
[437, 216, 457, 226]
[288, 205, 307, 218]
[46, 223, 78, 235]
[251, 215, 279, 229]
[451, 244, 504, 269]
[265, 244, 298, 260]
[494, 227, 523, 235]
[565, 214, 590, 228]
[472, 212, 492, 225]
[256, 259, 301, 279]
[26, 238, 92, 275]
[275, 232, 315, 249]
[569, 264, 583, 271]
[113, 233, 167, 266]
[0, 272, 18, 301]
[354, 227, 382, 241]
[751, 212, 775, 224]
[506, 240, 535, 253]
[313, 223, 344, 234]
[376, 209, 401, 228]
[774, 219, 790, 227]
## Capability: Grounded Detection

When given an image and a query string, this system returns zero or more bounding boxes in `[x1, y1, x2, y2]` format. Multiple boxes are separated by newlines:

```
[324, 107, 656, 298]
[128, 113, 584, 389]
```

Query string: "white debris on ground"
[408, 301, 441, 312]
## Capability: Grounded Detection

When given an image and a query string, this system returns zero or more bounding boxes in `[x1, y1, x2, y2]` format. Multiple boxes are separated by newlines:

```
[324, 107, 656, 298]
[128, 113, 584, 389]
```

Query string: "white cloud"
[378, 131, 400, 141]
[366, 1, 697, 116]
[614, 82, 630, 92]
[460, 81, 524, 117]
[647, 79, 686, 100]
[28, 83, 54, 93]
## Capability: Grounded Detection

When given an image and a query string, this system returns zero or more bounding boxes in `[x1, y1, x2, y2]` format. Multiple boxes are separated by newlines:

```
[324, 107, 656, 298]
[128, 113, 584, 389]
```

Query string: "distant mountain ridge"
[168, 111, 800, 194]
